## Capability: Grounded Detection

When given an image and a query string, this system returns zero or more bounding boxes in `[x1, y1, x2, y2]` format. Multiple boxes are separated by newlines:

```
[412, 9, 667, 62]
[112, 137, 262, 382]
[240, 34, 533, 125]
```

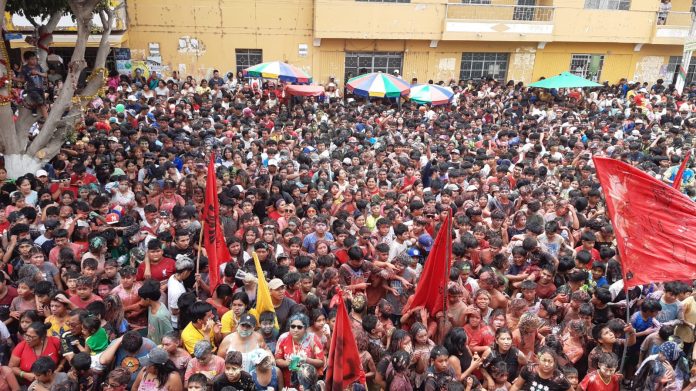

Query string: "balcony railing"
[446, 1, 555, 22]
[657, 10, 693, 26]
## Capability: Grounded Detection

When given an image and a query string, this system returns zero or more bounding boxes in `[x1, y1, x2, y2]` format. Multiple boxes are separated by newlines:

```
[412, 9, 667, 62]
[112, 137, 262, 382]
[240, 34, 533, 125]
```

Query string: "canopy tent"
[528, 72, 602, 89]
[346, 72, 410, 98]
[285, 85, 325, 97]
[243, 61, 312, 84]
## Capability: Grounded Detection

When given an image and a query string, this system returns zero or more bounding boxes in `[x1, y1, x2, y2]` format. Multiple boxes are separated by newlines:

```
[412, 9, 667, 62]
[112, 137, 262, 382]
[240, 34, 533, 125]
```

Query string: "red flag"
[403, 211, 452, 316]
[594, 156, 696, 288]
[202, 153, 230, 290]
[325, 289, 366, 391]
[673, 150, 692, 190]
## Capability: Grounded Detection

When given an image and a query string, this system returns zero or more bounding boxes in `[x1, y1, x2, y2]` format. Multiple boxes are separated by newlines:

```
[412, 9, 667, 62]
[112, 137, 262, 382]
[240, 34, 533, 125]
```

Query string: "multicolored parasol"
[408, 84, 454, 105]
[243, 61, 312, 84]
[346, 72, 411, 98]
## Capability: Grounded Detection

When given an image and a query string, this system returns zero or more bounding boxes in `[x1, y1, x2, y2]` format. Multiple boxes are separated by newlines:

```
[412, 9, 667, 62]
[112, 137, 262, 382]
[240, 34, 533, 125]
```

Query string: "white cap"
[267, 159, 278, 167]
[36, 169, 48, 177]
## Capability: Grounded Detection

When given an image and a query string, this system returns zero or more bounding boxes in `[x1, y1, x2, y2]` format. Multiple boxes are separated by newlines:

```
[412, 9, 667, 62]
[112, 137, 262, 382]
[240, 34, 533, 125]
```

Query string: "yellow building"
[8, 0, 696, 86]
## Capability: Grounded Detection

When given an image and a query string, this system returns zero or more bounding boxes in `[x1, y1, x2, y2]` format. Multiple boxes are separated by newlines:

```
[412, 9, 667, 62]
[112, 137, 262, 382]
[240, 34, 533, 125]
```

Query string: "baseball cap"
[108, 136, 119, 143]
[267, 159, 278, 167]
[268, 278, 285, 290]
[418, 234, 434, 252]
[239, 313, 257, 327]
[36, 169, 48, 178]
[139, 347, 168, 366]
[44, 219, 60, 230]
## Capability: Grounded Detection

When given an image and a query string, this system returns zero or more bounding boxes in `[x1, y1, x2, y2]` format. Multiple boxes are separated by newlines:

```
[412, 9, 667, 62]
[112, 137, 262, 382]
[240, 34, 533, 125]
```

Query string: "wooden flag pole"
[195, 220, 205, 293]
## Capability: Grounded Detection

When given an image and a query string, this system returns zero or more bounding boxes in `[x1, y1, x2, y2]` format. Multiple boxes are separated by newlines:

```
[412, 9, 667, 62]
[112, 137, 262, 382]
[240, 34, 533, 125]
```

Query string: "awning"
[285, 85, 325, 97]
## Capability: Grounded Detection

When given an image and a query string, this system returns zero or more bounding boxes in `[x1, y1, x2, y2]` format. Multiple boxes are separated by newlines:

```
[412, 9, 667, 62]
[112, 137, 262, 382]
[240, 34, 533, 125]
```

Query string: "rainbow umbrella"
[243, 61, 312, 84]
[408, 84, 454, 105]
[346, 72, 410, 98]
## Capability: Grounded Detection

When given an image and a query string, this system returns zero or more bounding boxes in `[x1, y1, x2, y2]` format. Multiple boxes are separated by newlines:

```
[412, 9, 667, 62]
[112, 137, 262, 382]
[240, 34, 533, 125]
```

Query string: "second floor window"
[584, 0, 630, 10]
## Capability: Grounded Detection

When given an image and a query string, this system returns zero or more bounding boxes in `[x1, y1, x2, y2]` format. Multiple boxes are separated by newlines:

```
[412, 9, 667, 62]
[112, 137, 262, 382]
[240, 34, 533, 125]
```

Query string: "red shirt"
[12, 336, 61, 375]
[0, 286, 17, 307]
[574, 246, 601, 265]
[70, 293, 103, 309]
[464, 324, 494, 350]
[136, 258, 176, 281]
[579, 371, 620, 391]
[275, 332, 324, 387]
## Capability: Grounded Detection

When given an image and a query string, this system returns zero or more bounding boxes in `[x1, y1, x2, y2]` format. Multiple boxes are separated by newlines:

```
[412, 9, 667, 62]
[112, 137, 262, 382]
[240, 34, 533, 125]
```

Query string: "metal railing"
[446, 2, 555, 22]
[656, 10, 693, 26]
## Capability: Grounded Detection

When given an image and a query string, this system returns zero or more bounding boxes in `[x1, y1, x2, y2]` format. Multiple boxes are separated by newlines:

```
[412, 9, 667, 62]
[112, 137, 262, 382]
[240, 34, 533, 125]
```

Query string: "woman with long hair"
[132, 347, 183, 391]
[443, 327, 483, 383]
[509, 347, 571, 391]
[103, 294, 128, 338]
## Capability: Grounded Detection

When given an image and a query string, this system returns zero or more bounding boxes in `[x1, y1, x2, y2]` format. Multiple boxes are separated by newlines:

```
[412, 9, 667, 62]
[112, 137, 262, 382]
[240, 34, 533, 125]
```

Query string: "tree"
[0, 0, 117, 178]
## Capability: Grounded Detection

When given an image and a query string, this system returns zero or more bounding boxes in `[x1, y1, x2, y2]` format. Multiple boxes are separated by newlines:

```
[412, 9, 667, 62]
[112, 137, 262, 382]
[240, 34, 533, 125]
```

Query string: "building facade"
[8, 0, 696, 86]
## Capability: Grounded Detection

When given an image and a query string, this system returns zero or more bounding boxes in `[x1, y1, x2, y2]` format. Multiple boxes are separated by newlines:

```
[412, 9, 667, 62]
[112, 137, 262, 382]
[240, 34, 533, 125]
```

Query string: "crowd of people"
[2, 52, 696, 391]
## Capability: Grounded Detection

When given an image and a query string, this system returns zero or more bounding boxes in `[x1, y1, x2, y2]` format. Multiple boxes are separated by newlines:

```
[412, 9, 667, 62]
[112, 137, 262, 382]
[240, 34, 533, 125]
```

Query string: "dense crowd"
[4, 51, 696, 391]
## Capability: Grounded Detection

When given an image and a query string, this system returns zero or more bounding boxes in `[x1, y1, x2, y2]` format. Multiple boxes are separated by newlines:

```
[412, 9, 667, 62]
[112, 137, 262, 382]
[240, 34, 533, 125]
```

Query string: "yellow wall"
[124, 0, 688, 84]
[531, 42, 683, 83]
[126, 0, 314, 78]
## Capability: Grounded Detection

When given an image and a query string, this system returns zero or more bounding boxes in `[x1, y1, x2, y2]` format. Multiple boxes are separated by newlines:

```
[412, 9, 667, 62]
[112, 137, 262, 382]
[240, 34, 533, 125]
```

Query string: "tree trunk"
[36, 11, 64, 71]
[0, 0, 104, 178]
[4, 154, 43, 179]
[26, 0, 101, 160]
[0, 0, 19, 156]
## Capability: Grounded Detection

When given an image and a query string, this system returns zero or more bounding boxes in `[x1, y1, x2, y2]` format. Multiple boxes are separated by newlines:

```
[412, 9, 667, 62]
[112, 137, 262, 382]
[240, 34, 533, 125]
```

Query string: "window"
[356, 0, 410, 2]
[344, 52, 403, 81]
[235, 49, 263, 73]
[570, 54, 605, 82]
[584, 0, 630, 10]
[461, 0, 491, 4]
[459, 52, 509, 81]
[668, 55, 696, 85]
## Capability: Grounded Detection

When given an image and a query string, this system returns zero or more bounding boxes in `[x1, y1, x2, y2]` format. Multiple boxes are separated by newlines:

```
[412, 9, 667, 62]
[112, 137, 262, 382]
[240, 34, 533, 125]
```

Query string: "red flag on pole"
[403, 211, 452, 316]
[594, 156, 696, 288]
[673, 150, 692, 190]
[202, 153, 230, 291]
[325, 289, 366, 391]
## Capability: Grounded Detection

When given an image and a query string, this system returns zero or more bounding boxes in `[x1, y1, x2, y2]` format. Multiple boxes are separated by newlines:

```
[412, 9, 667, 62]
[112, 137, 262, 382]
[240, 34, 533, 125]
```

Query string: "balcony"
[653, 11, 692, 44]
[443, 0, 555, 41]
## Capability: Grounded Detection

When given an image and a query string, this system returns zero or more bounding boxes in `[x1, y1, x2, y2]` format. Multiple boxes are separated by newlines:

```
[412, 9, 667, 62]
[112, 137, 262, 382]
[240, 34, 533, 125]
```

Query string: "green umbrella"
[529, 72, 602, 89]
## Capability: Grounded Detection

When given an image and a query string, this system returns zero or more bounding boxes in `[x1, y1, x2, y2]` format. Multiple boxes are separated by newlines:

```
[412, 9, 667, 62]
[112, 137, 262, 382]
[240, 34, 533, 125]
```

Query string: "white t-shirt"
[167, 275, 187, 329]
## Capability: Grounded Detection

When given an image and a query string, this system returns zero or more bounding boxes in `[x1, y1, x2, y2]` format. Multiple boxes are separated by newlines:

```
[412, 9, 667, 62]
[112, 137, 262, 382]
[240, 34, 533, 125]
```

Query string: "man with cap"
[216, 313, 267, 372]
[35, 169, 49, 189]
[268, 278, 296, 330]
[415, 233, 433, 259]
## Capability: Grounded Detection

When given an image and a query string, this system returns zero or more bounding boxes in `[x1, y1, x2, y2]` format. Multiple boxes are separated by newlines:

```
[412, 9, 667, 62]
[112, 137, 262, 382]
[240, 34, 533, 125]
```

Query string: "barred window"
[570, 54, 605, 82]
[459, 52, 509, 81]
[235, 49, 263, 73]
[344, 52, 404, 82]
[584, 0, 630, 10]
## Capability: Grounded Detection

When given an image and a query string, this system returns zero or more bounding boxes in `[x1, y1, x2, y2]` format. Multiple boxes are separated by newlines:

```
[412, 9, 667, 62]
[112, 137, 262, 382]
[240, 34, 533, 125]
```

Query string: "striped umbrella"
[243, 61, 312, 83]
[408, 84, 454, 105]
[346, 72, 410, 98]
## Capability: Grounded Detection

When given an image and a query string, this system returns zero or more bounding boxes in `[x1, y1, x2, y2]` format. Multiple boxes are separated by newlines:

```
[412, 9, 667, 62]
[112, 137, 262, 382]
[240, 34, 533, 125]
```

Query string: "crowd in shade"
[3, 53, 696, 391]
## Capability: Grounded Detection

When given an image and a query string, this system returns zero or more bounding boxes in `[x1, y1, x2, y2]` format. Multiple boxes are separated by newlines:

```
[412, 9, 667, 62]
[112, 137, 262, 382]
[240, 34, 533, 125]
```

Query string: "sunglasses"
[290, 324, 305, 330]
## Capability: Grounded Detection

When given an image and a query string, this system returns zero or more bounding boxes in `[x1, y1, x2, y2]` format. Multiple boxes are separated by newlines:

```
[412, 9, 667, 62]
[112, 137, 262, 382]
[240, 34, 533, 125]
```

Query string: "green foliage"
[6, 0, 69, 21]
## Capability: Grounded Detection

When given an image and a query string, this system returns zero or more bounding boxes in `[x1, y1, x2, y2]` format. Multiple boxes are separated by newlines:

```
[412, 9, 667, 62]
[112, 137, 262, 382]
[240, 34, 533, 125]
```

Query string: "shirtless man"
[479, 270, 509, 311]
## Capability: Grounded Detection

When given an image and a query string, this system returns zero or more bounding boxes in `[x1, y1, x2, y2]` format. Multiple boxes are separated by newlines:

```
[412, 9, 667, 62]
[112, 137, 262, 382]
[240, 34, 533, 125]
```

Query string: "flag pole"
[439, 211, 452, 344]
[196, 220, 205, 294]
[618, 254, 630, 374]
